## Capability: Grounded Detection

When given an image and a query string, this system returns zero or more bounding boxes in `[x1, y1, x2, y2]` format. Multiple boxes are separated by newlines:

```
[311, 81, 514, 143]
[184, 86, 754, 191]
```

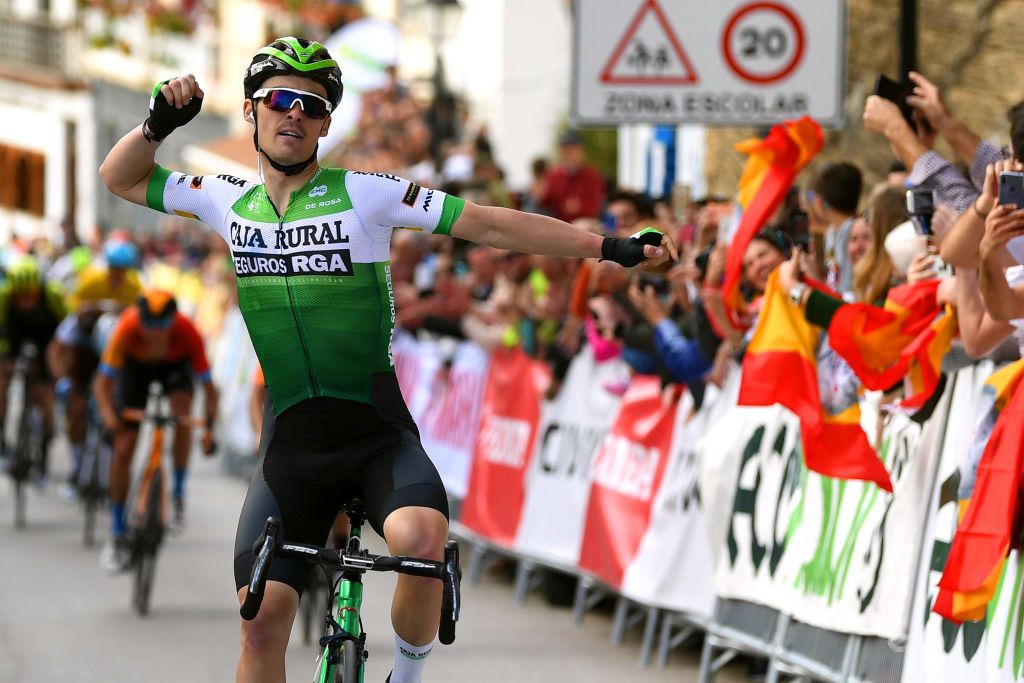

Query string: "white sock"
[390, 633, 433, 683]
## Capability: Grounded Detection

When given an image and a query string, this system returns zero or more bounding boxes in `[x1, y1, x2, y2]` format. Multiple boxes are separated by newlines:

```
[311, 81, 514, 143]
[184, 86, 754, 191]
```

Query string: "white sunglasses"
[252, 87, 333, 118]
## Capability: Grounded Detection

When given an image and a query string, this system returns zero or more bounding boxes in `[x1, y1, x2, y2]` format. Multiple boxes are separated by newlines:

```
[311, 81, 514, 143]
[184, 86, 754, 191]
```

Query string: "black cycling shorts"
[117, 358, 194, 415]
[233, 396, 449, 594]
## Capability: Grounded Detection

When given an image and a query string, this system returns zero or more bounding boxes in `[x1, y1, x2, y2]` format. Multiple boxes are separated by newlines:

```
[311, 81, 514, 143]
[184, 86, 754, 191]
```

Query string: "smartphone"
[906, 188, 934, 216]
[906, 189, 934, 236]
[874, 75, 917, 132]
[999, 171, 1024, 208]
[787, 210, 810, 248]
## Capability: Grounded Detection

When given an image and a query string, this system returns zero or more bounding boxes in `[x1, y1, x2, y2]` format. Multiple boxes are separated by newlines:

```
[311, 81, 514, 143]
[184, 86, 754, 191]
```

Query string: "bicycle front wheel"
[335, 638, 359, 683]
[132, 471, 163, 616]
[133, 547, 157, 615]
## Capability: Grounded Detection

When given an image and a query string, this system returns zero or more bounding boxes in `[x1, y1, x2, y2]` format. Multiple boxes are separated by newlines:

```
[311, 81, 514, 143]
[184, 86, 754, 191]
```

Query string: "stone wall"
[703, 0, 1024, 199]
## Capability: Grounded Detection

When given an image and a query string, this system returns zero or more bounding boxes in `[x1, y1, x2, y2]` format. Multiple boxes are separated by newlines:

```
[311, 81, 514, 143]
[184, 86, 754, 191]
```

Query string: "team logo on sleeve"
[189, 176, 204, 190]
[176, 175, 187, 185]
[402, 182, 421, 207]
[422, 189, 434, 213]
[216, 174, 248, 187]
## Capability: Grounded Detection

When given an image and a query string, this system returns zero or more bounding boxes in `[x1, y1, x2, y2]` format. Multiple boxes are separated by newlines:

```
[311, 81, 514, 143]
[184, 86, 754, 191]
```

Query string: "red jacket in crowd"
[542, 164, 606, 223]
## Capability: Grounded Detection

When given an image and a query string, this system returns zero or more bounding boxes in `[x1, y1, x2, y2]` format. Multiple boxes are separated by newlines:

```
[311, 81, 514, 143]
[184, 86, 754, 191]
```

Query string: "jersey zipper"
[279, 219, 319, 396]
[271, 169, 324, 398]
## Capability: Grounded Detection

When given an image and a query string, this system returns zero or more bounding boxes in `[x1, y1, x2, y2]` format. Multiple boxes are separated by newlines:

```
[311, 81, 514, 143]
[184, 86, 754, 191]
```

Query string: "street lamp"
[419, 0, 462, 166]
[422, 0, 462, 99]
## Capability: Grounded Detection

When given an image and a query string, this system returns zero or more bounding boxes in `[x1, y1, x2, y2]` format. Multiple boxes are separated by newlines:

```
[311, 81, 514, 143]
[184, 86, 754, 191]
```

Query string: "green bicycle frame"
[316, 526, 365, 682]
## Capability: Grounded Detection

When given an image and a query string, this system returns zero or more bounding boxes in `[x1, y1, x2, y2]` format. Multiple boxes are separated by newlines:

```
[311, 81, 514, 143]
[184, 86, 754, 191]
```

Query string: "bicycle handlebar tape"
[144, 79, 203, 142]
[600, 227, 664, 267]
[241, 519, 280, 620]
[439, 541, 461, 645]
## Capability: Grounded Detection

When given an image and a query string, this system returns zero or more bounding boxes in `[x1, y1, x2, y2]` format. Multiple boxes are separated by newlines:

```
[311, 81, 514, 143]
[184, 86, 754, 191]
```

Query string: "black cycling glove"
[143, 79, 203, 142]
[600, 227, 664, 267]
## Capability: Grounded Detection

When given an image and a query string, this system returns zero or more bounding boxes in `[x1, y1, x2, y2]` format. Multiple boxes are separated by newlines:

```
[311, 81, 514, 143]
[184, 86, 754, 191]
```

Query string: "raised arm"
[449, 201, 677, 267]
[906, 71, 982, 167]
[98, 75, 204, 206]
[979, 203, 1024, 320]
[953, 270, 1015, 357]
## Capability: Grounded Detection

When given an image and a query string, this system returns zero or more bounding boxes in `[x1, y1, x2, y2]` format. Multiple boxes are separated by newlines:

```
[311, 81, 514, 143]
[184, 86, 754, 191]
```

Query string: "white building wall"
[0, 81, 95, 244]
[445, 0, 571, 190]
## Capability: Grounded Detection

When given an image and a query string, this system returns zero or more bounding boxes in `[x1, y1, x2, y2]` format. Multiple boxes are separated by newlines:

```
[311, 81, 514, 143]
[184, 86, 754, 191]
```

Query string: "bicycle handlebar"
[240, 518, 280, 621]
[240, 517, 461, 643]
[120, 407, 207, 428]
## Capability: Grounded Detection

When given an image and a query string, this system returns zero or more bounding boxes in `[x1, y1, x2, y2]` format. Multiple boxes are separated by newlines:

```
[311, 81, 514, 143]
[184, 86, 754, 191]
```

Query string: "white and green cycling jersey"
[146, 166, 464, 418]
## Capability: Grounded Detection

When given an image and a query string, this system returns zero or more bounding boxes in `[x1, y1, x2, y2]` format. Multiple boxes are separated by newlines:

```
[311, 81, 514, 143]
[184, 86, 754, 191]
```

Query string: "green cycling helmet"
[7, 256, 41, 294]
[244, 37, 343, 110]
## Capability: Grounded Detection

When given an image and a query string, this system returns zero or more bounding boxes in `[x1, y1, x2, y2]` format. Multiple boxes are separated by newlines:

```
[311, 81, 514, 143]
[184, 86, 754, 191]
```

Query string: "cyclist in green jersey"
[99, 36, 676, 683]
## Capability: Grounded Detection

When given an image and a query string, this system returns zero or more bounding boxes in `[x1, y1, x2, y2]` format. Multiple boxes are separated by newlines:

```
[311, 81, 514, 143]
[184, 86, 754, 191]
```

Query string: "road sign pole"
[899, 0, 917, 77]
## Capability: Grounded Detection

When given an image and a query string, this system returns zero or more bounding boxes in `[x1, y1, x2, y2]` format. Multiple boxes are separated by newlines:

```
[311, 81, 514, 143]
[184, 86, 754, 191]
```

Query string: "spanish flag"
[739, 270, 893, 491]
[934, 359, 1024, 623]
[826, 279, 955, 407]
[722, 117, 823, 327]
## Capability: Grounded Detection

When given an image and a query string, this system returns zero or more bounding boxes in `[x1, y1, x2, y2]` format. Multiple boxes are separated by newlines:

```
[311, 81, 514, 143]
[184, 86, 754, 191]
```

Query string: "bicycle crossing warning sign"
[572, 0, 845, 128]
[600, 0, 698, 85]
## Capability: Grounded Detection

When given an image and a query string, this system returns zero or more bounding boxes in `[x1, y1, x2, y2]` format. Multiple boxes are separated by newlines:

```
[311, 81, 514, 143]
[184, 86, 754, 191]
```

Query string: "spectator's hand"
[979, 159, 1024, 216]
[863, 95, 912, 141]
[936, 275, 957, 306]
[777, 247, 803, 293]
[906, 252, 937, 283]
[627, 283, 669, 326]
[704, 243, 727, 287]
[980, 202, 1024, 262]
[906, 71, 951, 131]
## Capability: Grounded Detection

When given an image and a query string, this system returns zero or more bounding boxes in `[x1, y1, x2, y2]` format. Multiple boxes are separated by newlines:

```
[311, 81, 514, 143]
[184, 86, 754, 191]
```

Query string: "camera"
[906, 189, 934, 236]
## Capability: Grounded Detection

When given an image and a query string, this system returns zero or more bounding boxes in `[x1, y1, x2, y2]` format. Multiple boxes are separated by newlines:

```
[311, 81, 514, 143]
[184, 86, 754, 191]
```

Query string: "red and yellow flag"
[934, 359, 1024, 623]
[722, 117, 823, 327]
[826, 279, 955, 407]
[738, 270, 893, 491]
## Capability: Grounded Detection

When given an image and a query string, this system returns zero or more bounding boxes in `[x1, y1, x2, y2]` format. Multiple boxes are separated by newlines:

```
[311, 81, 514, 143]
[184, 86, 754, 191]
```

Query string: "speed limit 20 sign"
[571, 0, 845, 127]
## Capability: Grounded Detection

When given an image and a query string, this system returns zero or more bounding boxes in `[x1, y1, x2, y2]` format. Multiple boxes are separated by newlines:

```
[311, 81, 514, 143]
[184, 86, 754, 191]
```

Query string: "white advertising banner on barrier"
[900, 363, 1024, 683]
[515, 351, 628, 567]
[621, 374, 738, 618]
[701, 384, 949, 640]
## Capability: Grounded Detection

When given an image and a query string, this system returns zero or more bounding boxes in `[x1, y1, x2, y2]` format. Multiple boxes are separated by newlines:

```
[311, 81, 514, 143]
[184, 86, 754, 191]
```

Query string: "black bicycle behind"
[79, 399, 112, 547]
[242, 499, 461, 682]
[8, 343, 45, 530]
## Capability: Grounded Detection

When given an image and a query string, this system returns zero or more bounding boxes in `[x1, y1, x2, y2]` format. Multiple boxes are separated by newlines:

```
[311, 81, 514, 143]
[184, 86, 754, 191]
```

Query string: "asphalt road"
[0, 436, 748, 682]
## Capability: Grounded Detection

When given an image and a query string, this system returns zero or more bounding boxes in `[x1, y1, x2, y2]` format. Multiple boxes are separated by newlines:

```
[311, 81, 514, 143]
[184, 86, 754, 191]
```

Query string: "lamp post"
[422, 0, 462, 165]
[422, 0, 462, 99]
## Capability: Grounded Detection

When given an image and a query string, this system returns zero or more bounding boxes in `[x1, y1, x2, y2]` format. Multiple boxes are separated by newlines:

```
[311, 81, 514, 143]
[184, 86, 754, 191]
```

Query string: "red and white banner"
[394, 335, 490, 497]
[578, 376, 680, 588]
[620, 375, 739, 618]
[515, 350, 629, 566]
[461, 348, 551, 547]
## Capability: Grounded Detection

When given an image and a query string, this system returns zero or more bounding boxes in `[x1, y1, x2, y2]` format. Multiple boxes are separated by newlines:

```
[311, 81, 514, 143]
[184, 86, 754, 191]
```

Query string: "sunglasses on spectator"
[253, 88, 333, 119]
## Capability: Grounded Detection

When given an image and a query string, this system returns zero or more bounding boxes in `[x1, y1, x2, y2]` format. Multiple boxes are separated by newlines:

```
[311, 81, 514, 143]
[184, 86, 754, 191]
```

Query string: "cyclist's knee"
[237, 583, 298, 654]
[383, 507, 448, 560]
